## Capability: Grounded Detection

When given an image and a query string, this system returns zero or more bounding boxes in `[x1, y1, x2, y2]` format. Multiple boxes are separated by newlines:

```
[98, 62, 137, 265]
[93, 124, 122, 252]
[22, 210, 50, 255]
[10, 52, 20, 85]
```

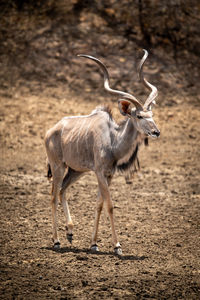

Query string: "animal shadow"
[43, 245, 148, 261]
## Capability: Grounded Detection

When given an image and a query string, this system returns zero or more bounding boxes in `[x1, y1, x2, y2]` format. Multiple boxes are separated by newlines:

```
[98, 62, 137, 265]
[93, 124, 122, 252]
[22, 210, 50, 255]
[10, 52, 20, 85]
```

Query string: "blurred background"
[0, 0, 200, 104]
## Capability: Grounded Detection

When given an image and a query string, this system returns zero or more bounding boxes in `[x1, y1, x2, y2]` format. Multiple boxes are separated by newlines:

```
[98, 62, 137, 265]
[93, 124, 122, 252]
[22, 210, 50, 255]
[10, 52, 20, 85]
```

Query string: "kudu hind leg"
[51, 165, 65, 248]
[60, 167, 83, 243]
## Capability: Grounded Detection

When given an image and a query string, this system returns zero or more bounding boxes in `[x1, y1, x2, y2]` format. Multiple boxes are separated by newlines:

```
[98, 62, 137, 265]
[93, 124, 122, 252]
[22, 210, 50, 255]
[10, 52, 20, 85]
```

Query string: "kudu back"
[45, 50, 160, 255]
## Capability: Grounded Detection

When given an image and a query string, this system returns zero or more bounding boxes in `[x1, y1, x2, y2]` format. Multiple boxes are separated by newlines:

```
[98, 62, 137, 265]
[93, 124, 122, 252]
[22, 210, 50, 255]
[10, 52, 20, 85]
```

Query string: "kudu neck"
[113, 117, 138, 160]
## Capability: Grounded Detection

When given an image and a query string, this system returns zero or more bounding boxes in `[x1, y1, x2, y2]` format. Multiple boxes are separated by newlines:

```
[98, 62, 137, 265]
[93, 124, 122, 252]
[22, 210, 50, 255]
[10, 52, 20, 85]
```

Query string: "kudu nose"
[152, 130, 160, 137]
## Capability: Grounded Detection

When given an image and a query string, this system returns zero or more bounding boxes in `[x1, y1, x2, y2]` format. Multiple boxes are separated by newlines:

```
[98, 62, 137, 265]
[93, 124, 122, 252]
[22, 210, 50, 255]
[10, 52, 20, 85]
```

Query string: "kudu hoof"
[53, 241, 61, 249]
[114, 246, 122, 256]
[91, 244, 99, 253]
[67, 233, 73, 244]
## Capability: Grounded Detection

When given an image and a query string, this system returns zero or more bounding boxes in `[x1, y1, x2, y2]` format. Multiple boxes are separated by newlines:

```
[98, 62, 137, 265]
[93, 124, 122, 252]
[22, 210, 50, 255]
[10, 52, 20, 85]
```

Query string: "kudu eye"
[137, 115, 143, 119]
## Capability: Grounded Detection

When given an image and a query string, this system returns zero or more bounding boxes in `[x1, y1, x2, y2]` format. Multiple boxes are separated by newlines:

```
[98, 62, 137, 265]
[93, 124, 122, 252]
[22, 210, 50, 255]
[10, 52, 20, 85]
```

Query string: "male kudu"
[45, 50, 160, 255]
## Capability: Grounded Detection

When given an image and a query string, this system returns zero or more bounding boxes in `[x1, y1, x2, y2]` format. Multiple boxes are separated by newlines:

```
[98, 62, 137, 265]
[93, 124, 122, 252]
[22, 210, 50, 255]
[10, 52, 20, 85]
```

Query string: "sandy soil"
[0, 81, 199, 299]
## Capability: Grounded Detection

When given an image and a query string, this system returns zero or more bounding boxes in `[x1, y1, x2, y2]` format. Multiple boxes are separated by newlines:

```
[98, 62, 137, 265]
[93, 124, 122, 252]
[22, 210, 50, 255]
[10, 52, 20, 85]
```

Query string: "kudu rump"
[45, 50, 160, 255]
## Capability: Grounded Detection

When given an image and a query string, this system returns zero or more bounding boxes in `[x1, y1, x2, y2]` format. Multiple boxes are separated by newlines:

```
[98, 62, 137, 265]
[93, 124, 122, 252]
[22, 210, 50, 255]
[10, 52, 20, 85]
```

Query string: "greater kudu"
[45, 50, 160, 255]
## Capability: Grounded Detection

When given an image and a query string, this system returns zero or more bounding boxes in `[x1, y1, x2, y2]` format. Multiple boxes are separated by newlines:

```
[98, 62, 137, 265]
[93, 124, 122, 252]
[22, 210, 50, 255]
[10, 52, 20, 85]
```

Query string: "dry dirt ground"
[0, 83, 200, 299]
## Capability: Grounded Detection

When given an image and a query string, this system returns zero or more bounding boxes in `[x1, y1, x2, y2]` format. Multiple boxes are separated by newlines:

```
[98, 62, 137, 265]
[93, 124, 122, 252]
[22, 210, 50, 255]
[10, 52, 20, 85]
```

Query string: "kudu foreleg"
[93, 174, 122, 255]
[105, 196, 122, 255]
[91, 190, 104, 251]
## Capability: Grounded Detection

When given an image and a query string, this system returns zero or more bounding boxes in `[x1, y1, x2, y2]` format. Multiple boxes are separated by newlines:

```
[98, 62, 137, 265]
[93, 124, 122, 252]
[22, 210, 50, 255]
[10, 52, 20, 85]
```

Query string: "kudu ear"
[118, 100, 132, 116]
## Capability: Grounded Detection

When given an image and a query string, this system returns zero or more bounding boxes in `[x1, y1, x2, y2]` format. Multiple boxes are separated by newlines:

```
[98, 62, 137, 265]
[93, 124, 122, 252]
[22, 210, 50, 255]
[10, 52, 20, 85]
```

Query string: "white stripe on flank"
[83, 117, 96, 153]
[61, 113, 98, 160]
[76, 118, 87, 155]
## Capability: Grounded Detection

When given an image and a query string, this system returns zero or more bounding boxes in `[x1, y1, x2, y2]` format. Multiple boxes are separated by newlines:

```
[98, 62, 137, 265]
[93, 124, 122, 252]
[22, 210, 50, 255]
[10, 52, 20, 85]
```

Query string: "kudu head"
[77, 49, 160, 138]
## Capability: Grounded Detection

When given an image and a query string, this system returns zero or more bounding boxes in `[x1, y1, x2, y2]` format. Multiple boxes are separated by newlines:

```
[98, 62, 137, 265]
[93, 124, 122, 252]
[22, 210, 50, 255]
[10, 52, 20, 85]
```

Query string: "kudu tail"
[47, 162, 52, 181]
